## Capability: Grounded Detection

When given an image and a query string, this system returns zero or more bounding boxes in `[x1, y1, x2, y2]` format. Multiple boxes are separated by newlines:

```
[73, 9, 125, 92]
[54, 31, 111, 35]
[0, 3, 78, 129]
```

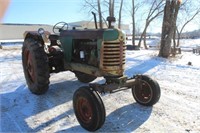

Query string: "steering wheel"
[53, 22, 68, 33]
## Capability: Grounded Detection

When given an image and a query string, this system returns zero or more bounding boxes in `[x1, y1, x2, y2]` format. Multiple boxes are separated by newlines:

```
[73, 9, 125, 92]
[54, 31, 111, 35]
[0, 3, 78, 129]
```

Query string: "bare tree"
[97, 0, 103, 28]
[84, 0, 120, 28]
[159, 0, 181, 58]
[118, 0, 123, 29]
[127, 0, 143, 47]
[176, 1, 200, 47]
[131, 0, 136, 46]
[138, 0, 164, 49]
[83, 0, 102, 28]
[109, 0, 115, 17]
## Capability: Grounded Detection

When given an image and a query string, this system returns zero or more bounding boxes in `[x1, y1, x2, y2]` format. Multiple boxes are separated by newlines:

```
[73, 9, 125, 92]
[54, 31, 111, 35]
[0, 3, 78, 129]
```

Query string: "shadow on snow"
[61, 103, 152, 133]
[1, 77, 153, 133]
[101, 103, 152, 132]
[125, 56, 165, 77]
[0, 78, 84, 132]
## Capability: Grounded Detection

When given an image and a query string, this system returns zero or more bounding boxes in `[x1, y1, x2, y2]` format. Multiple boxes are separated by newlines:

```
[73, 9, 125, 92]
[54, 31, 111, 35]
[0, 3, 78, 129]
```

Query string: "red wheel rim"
[77, 97, 93, 124]
[24, 48, 35, 83]
[135, 80, 152, 103]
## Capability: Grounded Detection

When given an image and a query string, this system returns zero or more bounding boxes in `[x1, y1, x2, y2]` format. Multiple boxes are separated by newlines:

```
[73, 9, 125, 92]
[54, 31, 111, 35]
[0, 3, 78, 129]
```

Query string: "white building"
[0, 22, 130, 41]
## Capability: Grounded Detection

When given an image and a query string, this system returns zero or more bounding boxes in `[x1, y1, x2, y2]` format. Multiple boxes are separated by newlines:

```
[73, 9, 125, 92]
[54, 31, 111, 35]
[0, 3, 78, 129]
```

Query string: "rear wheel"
[22, 38, 50, 95]
[132, 75, 161, 106]
[75, 71, 96, 83]
[73, 86, 105, 131]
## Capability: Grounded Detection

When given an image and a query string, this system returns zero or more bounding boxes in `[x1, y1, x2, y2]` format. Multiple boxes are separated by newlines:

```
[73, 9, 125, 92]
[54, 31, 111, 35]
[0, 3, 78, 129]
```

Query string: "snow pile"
[0, 41, 200, 132]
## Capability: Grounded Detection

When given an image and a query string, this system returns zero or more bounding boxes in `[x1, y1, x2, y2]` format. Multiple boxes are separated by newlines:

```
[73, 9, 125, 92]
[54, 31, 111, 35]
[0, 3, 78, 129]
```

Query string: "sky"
[1, 0, 162, 33]
[1, 0, 200, 33]
[2, 0, 86, 25]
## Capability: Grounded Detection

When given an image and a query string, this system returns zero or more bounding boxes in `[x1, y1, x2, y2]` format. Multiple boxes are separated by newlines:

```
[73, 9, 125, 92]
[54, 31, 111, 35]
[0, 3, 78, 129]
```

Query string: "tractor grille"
[101, 41, 126, 73]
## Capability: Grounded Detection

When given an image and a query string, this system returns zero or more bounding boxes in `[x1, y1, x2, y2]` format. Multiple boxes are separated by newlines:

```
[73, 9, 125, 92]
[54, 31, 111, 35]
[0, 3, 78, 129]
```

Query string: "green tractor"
[22, 13, 161, 131]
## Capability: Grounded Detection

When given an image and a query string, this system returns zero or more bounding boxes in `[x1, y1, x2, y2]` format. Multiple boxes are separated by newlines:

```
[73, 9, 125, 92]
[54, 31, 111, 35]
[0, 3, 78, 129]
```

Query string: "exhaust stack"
[92, 12, 98, 29]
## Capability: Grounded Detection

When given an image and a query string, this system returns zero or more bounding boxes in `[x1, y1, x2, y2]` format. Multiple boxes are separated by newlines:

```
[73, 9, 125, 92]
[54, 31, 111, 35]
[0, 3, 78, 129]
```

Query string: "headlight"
[38, 28, 45, 35]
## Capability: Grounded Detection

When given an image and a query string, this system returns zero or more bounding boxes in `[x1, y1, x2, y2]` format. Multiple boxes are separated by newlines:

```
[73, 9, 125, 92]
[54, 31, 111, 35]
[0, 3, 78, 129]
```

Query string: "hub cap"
[135, 80, 152, 103]
[24, 48, 35, 83]
[77, 97, 93, 124]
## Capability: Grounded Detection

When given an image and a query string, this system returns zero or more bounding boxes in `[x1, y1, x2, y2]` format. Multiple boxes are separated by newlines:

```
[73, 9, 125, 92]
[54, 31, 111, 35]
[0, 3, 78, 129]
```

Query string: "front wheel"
[73, 86, 105, 131]
[132, 75, 161, 106]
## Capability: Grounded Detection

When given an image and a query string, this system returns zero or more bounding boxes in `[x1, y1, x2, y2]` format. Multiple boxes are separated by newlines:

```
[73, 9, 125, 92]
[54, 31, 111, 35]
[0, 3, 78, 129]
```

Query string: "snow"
[1, 39, 200, 132]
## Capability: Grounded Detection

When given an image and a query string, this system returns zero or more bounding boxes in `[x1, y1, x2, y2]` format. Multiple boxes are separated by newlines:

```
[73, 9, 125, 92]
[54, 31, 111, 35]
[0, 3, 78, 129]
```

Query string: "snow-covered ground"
[0, 39, 200, 132]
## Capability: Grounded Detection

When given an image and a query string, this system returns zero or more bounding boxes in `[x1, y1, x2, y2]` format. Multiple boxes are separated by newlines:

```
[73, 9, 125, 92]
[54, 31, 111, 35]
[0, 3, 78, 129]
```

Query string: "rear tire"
[73, 86, 105, 131]
[132, 75, 161, 106]
[75, 71, 96, 83]
[22, 38, 50, 95]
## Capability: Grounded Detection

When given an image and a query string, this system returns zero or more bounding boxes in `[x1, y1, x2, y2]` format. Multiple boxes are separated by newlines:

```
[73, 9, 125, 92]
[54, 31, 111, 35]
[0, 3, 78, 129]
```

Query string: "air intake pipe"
[107, 16, 116, 28]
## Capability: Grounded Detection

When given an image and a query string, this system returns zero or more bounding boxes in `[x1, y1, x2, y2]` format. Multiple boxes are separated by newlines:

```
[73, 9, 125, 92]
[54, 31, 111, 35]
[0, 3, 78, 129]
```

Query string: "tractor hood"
[59, 28, 120, 41]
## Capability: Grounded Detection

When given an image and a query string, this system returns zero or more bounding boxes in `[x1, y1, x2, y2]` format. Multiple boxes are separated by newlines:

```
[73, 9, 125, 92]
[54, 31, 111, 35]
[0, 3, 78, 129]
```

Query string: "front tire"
[73, 86, 105, 131]
[132, 75, 161, 106]
[22, 38, 50, 95]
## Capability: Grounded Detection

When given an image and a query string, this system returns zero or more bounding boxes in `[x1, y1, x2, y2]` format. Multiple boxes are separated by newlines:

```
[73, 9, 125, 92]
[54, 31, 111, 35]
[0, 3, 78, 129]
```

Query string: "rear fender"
[24, 31, 44, 45]
[24, 31, 50, 45]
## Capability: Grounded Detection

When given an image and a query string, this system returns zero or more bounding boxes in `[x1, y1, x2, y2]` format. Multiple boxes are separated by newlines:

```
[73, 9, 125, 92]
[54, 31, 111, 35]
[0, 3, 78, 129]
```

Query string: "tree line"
[83, 0, 200, 58]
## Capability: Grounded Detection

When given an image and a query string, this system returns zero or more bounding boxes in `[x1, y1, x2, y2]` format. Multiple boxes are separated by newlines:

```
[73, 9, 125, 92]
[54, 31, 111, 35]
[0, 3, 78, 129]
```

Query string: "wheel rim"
[134, 80, 152, 103]
[24, 48, 35, 83]
[77, 97, 93, 124]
